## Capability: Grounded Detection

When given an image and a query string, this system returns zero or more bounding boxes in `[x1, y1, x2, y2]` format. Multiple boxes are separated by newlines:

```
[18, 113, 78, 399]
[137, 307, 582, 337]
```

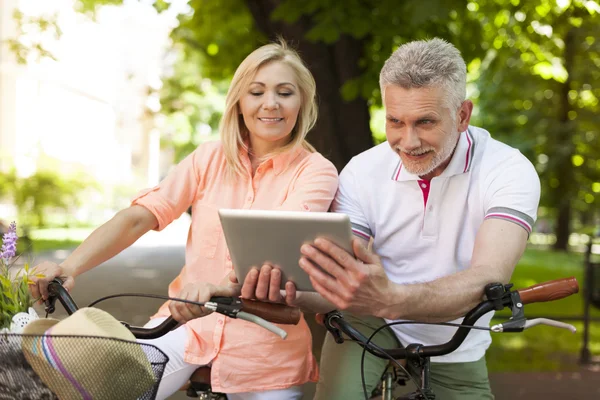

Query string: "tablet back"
[218, 209, 353, 292]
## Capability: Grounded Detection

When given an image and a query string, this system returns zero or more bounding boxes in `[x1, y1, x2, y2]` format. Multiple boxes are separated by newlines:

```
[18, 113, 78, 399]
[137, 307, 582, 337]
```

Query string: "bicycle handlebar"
[46, 279, 301, 340]
[324, 277, 579, 361]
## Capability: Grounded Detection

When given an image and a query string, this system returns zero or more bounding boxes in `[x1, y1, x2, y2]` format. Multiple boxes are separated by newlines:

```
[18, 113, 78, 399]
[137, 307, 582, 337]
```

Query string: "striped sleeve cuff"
[484, 207, 534, 234]
[351, 223, 372, 240]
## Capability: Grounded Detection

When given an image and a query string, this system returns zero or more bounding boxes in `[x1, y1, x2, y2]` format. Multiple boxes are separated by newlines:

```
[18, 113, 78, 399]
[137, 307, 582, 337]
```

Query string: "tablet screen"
[219, 209, 354, 292]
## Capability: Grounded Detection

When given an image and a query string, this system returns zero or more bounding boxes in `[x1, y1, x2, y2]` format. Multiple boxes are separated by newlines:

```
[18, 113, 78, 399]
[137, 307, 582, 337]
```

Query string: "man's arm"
[386, 218, 527, 321]
[299, 218, 527, 322]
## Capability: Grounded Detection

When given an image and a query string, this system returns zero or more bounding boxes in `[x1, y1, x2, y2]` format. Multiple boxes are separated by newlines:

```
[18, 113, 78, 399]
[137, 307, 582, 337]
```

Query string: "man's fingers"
[313, 238, 358, 271]
[352, 238, 379, 265]
[300, 244, 349, 282]
[300, 256, 354, 304]
[228, 270, 238, 284]
[309, 277, 348, 310]
[241, 268, 259, 299]
[299, 257, 341, 290]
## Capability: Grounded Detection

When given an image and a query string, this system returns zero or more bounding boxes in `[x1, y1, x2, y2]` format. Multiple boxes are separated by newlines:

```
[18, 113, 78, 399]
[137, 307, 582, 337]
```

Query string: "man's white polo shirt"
[332, 125, 541, 363]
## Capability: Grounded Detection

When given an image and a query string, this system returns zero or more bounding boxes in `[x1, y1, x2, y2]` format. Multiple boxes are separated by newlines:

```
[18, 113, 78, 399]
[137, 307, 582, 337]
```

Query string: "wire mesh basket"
[0, 333, 168, 400]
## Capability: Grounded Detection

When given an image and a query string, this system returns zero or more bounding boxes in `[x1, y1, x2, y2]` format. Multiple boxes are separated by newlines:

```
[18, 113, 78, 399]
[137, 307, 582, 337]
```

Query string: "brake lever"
[203, 298, 243, 318]
[44, 280, 62, 315]
[204, 297, 288, 339]
[44, 295, 57, 315]
[524, 318, 576, 333]
[490, 318, 526, 332]
[491, 317, 576, 333]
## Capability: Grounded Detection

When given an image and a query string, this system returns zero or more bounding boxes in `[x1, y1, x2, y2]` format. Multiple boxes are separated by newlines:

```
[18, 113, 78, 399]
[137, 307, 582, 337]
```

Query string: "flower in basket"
[0, 222, 41, 333]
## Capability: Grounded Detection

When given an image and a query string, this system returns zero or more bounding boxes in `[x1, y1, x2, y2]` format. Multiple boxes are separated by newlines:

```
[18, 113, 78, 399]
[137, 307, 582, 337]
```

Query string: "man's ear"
[457, 100, 474, 132]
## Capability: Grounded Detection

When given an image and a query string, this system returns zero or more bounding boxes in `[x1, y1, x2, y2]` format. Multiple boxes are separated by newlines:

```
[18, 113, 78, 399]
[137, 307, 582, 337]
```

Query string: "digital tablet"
[218, 209, 354, 292]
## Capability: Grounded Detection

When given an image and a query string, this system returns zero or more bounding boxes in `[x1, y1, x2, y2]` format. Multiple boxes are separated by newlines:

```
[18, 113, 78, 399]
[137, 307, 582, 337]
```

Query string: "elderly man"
[297, 38, 540, 399]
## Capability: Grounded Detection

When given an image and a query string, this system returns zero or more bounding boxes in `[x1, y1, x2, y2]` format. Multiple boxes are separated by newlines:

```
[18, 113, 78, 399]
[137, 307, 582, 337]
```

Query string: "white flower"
[9, 307, 40, 333]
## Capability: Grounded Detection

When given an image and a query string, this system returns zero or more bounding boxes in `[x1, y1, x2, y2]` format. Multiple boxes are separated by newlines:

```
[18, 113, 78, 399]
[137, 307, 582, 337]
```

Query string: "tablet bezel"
[218, 209, 354, 292]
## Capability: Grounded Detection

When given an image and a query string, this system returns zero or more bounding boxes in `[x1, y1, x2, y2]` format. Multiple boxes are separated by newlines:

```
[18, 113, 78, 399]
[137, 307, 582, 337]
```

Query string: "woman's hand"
[239, 264, 297, 305]
[28, 261, 75, 301]
[169, 282, 240, 323]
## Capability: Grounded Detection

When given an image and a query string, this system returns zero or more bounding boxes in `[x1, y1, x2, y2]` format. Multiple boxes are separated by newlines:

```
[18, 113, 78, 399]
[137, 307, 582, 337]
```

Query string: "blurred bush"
[0, 169, 99, 229]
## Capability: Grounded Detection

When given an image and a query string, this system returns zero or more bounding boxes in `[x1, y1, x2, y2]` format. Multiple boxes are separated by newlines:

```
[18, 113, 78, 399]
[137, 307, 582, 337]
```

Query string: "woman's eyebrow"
[249, 81, 297, 89]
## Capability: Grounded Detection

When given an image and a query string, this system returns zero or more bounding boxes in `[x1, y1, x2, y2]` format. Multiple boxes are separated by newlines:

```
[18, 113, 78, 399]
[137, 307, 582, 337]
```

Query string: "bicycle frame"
[323, 277, 579, 400]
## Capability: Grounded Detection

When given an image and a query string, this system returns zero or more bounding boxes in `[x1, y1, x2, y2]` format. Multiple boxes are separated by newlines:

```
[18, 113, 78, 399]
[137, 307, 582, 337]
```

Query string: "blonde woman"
[30, 40, 338, 399]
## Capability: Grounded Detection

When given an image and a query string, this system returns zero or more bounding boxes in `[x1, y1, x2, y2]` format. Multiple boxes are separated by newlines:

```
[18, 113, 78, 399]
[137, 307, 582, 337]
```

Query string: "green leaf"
[340, 79, 360, 102]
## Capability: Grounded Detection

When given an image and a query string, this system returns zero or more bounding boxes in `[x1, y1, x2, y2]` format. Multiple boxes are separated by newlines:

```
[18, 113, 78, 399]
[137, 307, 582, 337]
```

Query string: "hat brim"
[22, 318, 60, 335]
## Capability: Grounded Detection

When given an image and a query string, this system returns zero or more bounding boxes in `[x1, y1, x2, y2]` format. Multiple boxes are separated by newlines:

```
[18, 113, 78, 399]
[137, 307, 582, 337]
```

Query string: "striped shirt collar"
[391, 128, 476, 182]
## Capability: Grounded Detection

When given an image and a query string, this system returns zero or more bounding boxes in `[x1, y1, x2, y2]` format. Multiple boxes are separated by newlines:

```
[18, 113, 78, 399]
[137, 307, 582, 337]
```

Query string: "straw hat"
[21, 307, 156, 400]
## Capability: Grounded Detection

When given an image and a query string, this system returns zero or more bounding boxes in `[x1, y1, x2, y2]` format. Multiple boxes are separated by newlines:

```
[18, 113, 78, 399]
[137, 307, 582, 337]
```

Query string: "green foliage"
[10, 0, 600, 239]
[158, 48, 227, 162]
[157, 0, 485, 161]
[5, 9, 61, 64]
[0, 170, 98, 229]
[148, 0, 264, 162]
[468, 0, 600, 236]
[75, 0, 123, 14]
[271, 0, 484, 105]
[28, 239, 82, 254]
[0, 258, 37, 330]
[171, 0, 264, 82]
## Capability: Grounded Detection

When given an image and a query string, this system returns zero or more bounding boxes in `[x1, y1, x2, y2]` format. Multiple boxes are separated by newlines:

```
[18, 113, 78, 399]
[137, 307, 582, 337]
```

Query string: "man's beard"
[396, 131, 460, 177]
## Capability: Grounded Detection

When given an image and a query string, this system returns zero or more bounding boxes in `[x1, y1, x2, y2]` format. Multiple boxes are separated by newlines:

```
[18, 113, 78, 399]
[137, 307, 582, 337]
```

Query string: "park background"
[0, 0, 599, 398]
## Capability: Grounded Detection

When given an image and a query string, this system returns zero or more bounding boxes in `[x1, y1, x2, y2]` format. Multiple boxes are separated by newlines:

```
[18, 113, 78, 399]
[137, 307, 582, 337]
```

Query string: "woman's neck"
[247, 138, 284, 159]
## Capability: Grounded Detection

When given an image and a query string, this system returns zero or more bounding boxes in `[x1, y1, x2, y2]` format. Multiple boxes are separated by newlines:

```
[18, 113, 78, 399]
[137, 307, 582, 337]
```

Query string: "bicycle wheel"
[0, 333, 168, 400]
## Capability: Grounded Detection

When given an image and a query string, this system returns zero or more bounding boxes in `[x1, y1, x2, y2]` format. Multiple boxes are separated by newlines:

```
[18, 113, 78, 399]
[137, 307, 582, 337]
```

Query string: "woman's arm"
[30, 205, 157, 300]
[63, 205, 158, 277]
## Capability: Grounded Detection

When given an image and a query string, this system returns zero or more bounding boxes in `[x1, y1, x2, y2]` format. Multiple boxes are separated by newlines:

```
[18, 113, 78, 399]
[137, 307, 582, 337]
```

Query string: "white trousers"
[139, 318, 303, 400]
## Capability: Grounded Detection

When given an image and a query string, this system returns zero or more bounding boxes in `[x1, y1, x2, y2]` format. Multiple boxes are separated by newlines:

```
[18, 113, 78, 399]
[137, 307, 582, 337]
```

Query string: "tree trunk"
[553, 28, 576, 251]
[245, 0, 374, 171]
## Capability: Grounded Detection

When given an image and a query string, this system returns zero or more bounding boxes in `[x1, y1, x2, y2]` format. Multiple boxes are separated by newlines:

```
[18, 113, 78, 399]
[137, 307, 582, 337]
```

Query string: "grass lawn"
[486, 247, 600, 372]
[28, 239, 82, 253]
[15, 227, 88, 255]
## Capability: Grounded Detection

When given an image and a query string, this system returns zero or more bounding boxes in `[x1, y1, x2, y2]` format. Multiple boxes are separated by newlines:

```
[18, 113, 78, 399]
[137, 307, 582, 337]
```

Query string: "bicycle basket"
[0, 333, 168, 400]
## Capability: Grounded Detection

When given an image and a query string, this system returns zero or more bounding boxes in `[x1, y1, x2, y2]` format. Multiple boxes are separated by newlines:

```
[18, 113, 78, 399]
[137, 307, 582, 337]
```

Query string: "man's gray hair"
[379, 38, 467, 111]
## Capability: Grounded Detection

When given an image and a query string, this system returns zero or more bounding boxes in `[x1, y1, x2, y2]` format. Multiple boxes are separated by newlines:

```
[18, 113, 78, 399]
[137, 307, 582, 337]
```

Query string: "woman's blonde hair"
[219, 39, 318, 176]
